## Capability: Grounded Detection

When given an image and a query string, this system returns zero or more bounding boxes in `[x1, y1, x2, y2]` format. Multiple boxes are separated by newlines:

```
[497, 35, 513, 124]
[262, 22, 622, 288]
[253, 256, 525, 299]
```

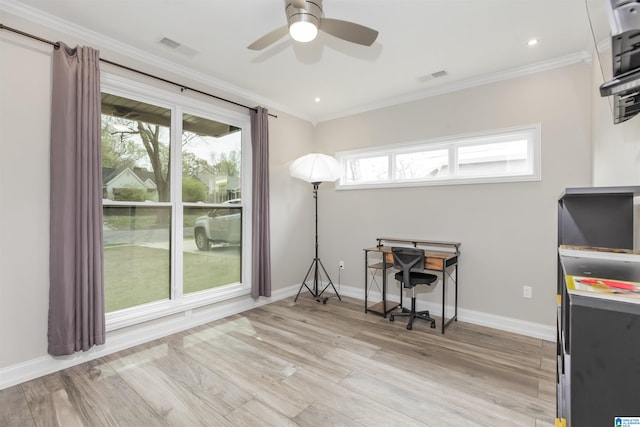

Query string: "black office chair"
[389, 247, 437, 330]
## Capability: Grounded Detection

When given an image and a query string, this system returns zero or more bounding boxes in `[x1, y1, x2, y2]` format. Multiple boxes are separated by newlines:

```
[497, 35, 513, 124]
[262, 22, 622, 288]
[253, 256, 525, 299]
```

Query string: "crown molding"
[314, 50, 593, 124]
[0, 0, 311, 122]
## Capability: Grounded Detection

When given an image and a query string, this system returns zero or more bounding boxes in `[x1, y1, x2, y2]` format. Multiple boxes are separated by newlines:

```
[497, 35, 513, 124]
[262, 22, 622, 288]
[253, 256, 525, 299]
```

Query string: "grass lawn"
[104, 245, 241, 313]
[104, 212, 202, 231]
[183, 246, 241, 294]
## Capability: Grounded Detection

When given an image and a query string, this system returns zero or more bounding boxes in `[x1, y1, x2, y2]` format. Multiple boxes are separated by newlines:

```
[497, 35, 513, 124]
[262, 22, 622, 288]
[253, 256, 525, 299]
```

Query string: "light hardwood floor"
[0, 296, 556, 426]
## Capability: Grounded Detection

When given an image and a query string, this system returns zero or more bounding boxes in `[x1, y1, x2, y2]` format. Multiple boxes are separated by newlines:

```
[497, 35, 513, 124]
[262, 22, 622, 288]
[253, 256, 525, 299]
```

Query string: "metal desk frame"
[364, 237, 460, 334]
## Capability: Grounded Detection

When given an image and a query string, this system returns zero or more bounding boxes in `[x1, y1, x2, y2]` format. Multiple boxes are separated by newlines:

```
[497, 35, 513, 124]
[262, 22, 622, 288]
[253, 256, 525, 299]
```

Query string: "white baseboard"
[0, 281, 554, 391]
[337, 283, 556, 342]
[0, 286, 297, 391]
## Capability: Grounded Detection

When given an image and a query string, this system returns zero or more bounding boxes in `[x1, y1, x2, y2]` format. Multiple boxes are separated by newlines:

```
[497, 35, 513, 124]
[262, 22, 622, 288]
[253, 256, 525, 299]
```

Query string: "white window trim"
[336, 124, 541, 190]
[101, 72, 252, 331]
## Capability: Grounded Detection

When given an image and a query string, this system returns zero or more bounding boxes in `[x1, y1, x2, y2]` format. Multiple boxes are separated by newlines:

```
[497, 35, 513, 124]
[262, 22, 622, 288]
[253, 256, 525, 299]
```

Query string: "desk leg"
[382, 262, 387, 318]
[364, 251, 368, 314]
[399, 270, 403, 310]
[454, 264, 458, 324]
[441, 267, 446, 334]
[441, 263, 459, 334]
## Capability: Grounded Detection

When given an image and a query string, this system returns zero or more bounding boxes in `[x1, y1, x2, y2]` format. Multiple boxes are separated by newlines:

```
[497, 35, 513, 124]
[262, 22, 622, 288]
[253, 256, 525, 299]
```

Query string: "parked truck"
[193, 199, 241, 250]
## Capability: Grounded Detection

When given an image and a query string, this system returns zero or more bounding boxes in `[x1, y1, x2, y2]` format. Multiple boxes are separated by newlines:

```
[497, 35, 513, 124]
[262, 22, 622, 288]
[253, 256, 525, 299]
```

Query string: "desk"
[364, 237, 460, 334]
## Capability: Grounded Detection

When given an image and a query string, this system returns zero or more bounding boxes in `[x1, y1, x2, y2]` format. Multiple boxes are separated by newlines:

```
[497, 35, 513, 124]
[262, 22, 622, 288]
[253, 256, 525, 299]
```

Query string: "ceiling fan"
[247, 0, 379, 50]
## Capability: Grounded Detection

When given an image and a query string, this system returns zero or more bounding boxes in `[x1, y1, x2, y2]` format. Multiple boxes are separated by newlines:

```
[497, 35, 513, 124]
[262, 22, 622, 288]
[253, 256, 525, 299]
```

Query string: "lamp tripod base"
[294, 257, 342, 303]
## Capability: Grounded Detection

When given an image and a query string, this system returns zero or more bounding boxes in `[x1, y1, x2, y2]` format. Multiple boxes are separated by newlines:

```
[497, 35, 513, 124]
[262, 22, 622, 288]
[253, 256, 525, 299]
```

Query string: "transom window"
[101, 74, 250, 328]
[337, 124, 540, 189]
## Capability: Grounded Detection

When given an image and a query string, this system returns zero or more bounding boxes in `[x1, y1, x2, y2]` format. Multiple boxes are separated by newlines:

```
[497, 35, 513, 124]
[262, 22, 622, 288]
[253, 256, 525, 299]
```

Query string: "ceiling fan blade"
[291, 0, 307, 9]
[247, 26, 289, 50]
[320, 18, 378, 46]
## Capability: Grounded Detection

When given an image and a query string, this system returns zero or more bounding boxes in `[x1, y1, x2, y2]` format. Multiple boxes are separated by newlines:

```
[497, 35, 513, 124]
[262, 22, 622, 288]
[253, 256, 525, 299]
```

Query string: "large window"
[337, 125, 540, 189]
[101, 74, 250, 325]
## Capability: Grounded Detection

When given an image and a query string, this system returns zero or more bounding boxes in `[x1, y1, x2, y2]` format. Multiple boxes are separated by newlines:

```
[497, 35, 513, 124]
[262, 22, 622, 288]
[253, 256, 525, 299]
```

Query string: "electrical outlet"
[523, 286, 533, 299]
[339, 260, 345, 270]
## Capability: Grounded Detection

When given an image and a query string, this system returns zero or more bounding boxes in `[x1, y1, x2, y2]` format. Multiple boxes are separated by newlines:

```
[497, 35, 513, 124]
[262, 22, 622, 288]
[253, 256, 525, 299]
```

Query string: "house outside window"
[101, 74, 251, 328]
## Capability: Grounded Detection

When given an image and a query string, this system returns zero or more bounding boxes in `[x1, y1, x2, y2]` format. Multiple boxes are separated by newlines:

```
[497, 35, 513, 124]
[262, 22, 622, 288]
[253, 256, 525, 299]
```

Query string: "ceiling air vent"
[418, 70, 448, 82]
[158, 37, 200, 57]
[159, 37, 181, 49]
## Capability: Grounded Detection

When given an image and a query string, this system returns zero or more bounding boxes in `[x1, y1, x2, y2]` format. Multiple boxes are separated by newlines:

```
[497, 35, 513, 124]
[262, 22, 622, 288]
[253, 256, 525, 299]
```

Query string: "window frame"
[336, 124, 541, 190]
[101, 72, 252, 331]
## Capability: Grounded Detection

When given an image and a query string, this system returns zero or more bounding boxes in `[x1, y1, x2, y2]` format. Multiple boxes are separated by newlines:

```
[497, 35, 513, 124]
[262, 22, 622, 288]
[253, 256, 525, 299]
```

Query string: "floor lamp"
[290, 153, 342, 304]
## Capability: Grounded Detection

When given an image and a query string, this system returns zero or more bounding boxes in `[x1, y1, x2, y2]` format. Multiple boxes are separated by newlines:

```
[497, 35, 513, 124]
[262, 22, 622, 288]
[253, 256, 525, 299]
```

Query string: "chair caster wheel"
[406, 324, 412, 330]
[430, 322, 436, 328]
[389, 315, 394, 322]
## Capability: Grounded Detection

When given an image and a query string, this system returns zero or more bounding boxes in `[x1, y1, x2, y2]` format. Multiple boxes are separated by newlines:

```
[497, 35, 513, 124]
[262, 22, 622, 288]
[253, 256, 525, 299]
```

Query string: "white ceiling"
[1, 0, 609, 123]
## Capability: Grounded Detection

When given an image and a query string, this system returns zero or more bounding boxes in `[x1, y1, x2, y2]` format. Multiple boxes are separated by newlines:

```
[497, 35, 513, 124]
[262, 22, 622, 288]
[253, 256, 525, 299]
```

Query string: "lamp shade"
[290, 153, 341, 183]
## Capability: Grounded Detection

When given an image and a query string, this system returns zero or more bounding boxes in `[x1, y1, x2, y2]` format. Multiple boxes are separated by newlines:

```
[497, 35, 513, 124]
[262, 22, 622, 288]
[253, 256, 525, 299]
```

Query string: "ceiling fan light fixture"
[289, 20, 318, 42]
[286, 0, 321, 43]
[248, 0, 378, 50]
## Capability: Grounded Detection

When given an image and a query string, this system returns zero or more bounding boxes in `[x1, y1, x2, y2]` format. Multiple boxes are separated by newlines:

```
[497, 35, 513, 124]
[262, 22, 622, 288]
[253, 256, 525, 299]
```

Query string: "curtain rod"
[0, 23, 277, 118]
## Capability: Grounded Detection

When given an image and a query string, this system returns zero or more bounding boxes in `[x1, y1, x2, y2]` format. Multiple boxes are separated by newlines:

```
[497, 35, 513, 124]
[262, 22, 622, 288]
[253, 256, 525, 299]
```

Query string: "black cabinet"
[557, 186, 640, 426]
[558, 251, 640, 426]
[558, 189, 635, 251]
[557, 187, 639, 349]
[568, 295, 640, 427]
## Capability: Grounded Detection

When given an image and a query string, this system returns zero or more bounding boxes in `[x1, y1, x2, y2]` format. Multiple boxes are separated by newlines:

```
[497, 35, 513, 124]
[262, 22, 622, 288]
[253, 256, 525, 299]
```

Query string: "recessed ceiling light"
[527, 39, 539, 46]
[315, 97, 321, 103]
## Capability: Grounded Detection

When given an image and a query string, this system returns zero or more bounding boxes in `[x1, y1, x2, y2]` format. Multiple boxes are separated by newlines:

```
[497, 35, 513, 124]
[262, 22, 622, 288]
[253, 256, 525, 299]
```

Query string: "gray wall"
[314, 62, 592, 327]
[1, 33, 53, 371]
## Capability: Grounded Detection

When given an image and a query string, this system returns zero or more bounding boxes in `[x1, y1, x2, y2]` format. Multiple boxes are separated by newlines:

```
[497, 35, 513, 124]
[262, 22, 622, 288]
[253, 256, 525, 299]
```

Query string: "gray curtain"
[48, 42, 105, 356]
[250, 106, 272, 298]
